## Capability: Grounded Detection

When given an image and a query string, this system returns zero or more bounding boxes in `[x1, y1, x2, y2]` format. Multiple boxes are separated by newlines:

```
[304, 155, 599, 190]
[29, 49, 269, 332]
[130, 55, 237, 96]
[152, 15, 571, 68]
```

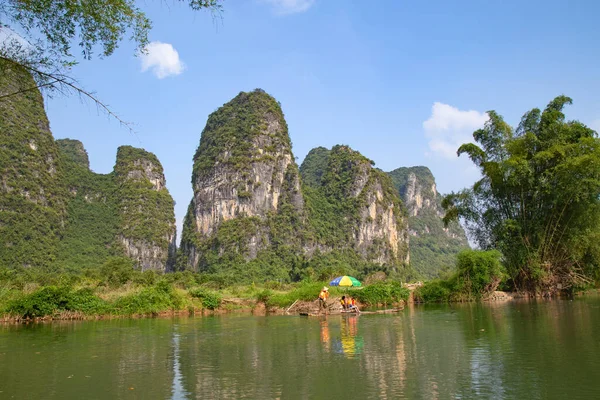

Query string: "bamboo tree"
[443, 96, 600, 293]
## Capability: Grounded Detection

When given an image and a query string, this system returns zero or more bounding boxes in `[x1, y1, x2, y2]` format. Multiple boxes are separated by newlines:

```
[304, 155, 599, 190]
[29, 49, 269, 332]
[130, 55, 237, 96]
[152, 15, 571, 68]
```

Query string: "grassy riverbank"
[0, 259, 410, 322]
[7, 248, 583, 322]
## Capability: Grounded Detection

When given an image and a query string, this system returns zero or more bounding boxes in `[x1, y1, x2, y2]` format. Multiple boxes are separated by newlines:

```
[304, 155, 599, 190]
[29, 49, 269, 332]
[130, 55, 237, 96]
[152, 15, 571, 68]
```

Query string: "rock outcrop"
[388, 166, 469, 278]
[2, 63, 462, 281]
[180, 89, 304, 272]
[0, 59, 177, 272]
[113, 146, 177, 271]
[56, 142, 177, 272]
[180, 91, 410, 280]
[302, 145, 410, 266]
[56, 138, 90, 169]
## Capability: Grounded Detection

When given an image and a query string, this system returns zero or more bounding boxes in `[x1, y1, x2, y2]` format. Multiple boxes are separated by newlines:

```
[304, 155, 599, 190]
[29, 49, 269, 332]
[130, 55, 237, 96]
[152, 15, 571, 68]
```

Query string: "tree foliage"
[443, 96, 600, 293]
[414, 249, 504, 302]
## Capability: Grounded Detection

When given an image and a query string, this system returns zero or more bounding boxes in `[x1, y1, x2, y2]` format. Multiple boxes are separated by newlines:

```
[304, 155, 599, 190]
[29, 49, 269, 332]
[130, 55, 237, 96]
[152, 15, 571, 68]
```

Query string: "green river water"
[1, 296, 600, 399]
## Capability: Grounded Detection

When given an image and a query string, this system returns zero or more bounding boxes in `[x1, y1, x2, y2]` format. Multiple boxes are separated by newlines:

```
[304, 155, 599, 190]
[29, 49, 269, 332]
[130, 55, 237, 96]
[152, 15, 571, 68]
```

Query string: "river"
[1, 296, 599, 399]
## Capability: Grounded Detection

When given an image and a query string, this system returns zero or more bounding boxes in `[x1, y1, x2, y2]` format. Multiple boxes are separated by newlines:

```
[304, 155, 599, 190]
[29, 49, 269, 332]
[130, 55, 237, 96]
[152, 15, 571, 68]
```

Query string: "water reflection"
[171, 325, 189, 400]
[2, 297, 600, 399]
[320, 318, 330, 353]
[332, 315, 363, 358]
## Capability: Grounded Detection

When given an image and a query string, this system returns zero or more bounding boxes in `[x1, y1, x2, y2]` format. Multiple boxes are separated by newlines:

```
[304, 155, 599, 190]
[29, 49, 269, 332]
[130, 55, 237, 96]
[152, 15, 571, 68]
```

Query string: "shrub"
[414, 280, 453, 303]
[112, 281, 182, 315]
[7, 286, 107, 318]
[455, 249, 504, 295]
[189, 287, 222, 310]
[163, 271, 197, 289]
[353, 281, 410, 306]
[67, 287, 109, 314]
[255, 289, 273, 304]
[414, 250, 505, 303]
[132, 270, 157, 286]
[100, 257, 134, 287]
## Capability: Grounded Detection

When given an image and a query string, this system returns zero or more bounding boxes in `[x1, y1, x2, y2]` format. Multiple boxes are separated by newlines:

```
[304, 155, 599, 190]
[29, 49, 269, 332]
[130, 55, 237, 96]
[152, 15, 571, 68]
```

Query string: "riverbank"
[3, 284, 596, 324]
[0, 267, 411, 323]
[3, 262, 594, 324]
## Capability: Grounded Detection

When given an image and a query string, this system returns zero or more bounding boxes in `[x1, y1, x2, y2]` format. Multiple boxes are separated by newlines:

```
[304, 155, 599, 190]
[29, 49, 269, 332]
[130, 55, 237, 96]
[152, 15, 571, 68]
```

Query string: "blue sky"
[39, 0, 600, 236]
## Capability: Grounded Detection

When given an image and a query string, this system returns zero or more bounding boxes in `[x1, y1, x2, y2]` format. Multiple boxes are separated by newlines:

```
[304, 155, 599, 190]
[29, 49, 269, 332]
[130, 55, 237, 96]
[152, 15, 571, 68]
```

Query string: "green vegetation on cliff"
[388, 166, 469, 278]
[388, 166, 435, 200]
[181, 90, 411, 283]
[0, 60, 68, 268]
[114, 146, 176, 252]
[299, 147, 331, 187]
[54, 139, 121, 270]
[180, 89, 305, 281]
[56, 139, 90, 169]
[54, 143, 176, 272]
[302, 146, 363, 246]
[301, 145, 412, 280]
[2, 60, 176, 272]
[184, 142, 414, 284]
[192, 89, 292, 180]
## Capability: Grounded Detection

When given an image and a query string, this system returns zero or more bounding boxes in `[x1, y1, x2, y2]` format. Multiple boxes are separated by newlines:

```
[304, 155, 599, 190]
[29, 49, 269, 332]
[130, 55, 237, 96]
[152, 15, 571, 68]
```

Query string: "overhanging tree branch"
[0, 55, 137, 135]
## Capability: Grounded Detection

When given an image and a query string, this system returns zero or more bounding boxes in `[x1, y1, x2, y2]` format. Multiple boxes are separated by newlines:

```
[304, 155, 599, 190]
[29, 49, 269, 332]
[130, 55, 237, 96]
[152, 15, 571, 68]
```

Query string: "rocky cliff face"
[55, 142, 177, 272]
[180, 91, 410, 281]
[0, 60, 68, 267]
[180, 89, 304, 272]
[302, 145, 410, 266]
[0, 60, 177, 272]
[388, 166, 469, 278]
[402, 168, 437, 217]
[113, 146, 177, 272]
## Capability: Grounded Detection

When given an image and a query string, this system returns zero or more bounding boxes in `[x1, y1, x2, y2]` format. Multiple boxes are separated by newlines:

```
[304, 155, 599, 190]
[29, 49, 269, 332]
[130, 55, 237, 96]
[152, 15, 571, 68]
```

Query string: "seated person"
[347, 297, 360, 313]
[340, 296, 349, 310]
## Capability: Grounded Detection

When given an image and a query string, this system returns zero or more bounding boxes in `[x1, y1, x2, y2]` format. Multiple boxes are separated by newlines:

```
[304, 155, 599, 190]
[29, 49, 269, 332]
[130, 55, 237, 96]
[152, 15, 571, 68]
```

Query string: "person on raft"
[318, 287, 329, 313]
[341, 295, 360, 313]
[349, 297, 360, 313]
[340, 296, 348, 309]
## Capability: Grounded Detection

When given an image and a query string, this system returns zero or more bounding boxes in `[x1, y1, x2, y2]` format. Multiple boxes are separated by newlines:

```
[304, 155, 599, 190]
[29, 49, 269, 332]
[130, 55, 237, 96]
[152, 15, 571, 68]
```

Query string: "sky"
[23, 0, 600, 237]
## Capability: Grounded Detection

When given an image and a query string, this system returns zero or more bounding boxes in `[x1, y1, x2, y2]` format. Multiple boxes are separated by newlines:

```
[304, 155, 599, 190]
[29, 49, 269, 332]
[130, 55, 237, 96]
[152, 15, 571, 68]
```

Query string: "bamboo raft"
[299, 308, 402, 317]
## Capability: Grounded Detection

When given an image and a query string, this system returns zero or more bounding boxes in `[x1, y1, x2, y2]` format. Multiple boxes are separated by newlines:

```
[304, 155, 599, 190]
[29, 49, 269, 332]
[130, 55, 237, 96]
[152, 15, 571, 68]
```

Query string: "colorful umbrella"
[329, 276, 362, 287]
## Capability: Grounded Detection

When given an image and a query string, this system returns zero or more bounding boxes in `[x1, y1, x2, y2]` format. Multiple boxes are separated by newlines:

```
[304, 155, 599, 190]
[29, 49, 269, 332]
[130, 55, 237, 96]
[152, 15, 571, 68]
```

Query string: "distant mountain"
[0, 60, 176, 271]
[179, 89, 412, 281]
[300, 145, 409, 269]
[2, 62, 463, 281]
[388, 166, 469, 278]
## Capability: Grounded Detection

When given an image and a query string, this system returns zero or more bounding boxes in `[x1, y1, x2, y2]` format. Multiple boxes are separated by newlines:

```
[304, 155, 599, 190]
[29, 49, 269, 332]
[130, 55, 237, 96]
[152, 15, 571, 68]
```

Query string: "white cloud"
[139, 41, 185, 79]
[423, 102, 488, 160]
[262, 0, 316, 15]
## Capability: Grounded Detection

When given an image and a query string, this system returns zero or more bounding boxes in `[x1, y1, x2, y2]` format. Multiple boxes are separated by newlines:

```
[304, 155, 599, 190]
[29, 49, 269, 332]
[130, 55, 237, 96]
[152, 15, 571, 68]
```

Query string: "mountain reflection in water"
[2, 297, 600, 399]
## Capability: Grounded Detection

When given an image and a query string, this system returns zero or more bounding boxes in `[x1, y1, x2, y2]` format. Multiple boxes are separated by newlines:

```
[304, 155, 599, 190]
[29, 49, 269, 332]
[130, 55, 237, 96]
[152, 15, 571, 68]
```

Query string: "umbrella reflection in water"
[333, 315, 364, 358]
